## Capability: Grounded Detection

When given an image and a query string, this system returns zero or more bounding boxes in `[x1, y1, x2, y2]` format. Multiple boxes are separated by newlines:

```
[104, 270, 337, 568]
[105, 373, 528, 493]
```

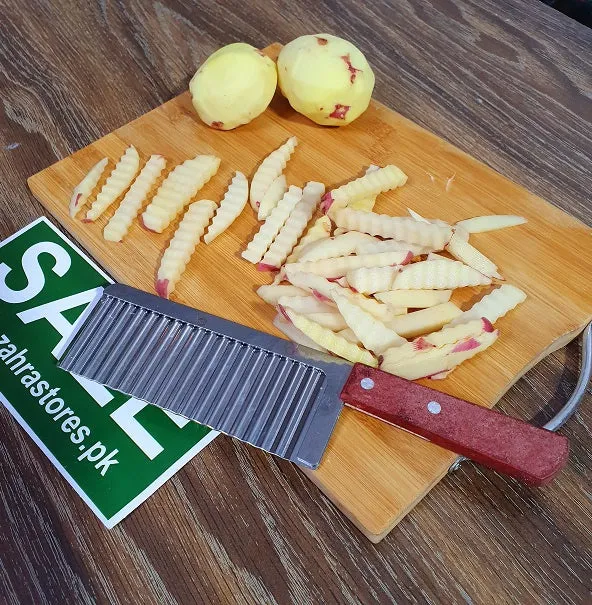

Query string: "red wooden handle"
[341, 364, 569, 486]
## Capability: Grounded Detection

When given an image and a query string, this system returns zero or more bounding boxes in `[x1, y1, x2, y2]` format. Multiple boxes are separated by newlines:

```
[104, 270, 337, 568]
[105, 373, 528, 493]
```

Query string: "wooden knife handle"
[341, 364, 569, 486]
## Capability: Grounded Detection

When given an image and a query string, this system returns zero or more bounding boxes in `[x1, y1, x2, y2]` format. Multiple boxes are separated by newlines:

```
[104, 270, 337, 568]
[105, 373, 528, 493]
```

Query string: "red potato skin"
[155, 279, 169, 299]
[277, 304, 291, 322]
[413, 337, 435, 351]
[329, 104, 350, 120]
[316, 37, 328, 45]
[81, 218, 92, 223]
[139, 216, 157, 233]
[451, 337, 480, 353]
[320, 192, 334, 214]
[401, 251, 414, 265]
[482, 317, 494, 332]
[257, 263, 278, 272]
[211, 121, 224, 129]
[341, 54, 361, 84]
[312, 289, 332, 303]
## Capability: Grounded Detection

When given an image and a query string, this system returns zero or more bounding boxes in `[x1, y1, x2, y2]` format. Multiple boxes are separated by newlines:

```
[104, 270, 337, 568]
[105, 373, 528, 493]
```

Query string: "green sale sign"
[0, 218, 217, 527]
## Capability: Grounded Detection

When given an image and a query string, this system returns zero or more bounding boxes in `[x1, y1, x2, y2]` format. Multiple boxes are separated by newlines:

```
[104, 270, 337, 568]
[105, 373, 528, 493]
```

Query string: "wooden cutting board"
[28, 43, 591, 542]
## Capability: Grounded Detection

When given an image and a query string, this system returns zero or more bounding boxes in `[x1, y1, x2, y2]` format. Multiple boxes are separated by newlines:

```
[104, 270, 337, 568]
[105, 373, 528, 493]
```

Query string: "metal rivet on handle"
[360, 377, 375, 390]
[427, 401, 441, 414]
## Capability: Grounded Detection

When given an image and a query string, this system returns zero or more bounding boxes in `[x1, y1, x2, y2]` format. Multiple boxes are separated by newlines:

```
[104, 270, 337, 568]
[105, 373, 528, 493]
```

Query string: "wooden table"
[1, 1, 590, 603]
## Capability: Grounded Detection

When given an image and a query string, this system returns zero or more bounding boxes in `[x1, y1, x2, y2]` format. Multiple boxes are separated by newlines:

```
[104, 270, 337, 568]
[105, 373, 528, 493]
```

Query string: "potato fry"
[422, 318, 493, 348]
[456, 215, 527, 233]
[285, 250, 412, 279]
[257, 174, 287, 220]
[104, 155, 167, 242]
[391, 302, 462, 338]
[284, 270, 337, 301]
[426, 252, 453, 262]
[321, 164, 407, 213]
[277, 295, 334, 315]
[285, 310, 377, 366]
[85, 146, 140, 221]
[141, 155, 220, 232]
[260, 181, 325, 268]
[346, 266, 399, 294]
[333, 291, 406, 354]
[257, 284, 308, 305]
[381, 329, 498, 380]
[305, 311, 348, 331]
[69, 157, 108, 218]
[374, 289, 452, 308]
[355, 238, 430, 256]
[155, 200, 217, 298]
[448, 284, 527, 327]
[446, 230, 501, 278]
[379, 320, 492, 367]
[250, 136, 297, 211]
[273, 314, 327, 352]
[286, 216, 331, 262]
[242, 186, 302, 263]
[407, 208, 451, 228]
[204, 171, 249, 243]
[407, 208, 430, 223]
[298, 231, 375, 262]
[394, 260, 491, 289]
[337, 327, 360, 344]
[341, 290, 395, 322]
[347, 164, 380, 212]
[333, 208, 452, 249]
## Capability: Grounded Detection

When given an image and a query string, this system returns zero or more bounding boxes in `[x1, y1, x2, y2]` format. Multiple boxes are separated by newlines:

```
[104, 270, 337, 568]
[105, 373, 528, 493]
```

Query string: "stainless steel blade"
[58, 284, 352, 469]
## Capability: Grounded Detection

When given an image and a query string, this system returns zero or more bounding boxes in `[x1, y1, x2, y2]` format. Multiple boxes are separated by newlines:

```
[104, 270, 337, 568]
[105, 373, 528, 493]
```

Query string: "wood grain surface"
[1, 0, 591, 603]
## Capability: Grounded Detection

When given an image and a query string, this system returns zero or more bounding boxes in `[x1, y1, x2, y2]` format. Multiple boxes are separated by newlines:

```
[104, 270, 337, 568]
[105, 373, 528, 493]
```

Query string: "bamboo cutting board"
[28, 43, 591, 542]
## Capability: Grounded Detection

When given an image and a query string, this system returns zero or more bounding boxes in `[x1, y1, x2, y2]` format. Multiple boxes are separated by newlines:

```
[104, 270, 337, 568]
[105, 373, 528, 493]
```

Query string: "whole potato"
[190, 43, 277, 130]
[278, 34, 375, 126]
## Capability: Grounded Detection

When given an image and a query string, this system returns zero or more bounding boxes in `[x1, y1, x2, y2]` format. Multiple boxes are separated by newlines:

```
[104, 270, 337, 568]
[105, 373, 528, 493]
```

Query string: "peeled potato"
[277, 34, 375, 126]
[190, 43, 277, 130]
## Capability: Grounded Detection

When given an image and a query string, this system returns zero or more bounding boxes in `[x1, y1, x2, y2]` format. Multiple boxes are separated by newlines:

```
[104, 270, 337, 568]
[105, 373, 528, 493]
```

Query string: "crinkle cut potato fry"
[394, 260, 491, 289]
[333, 291, 405, 354]
[298, 231, 374, 262]
[346, 266, 399, 295]
[242, 185, 303, 264]
[204, 171, 249, 244]
[85, 146, 140, 221]
[250, 136, 297, 211]
[141, 154, 220, 233]
[257, 284, 308, 305]
[104, 154, 167, 242]
[333, 208, 452, 249]
[285, 309, 377, 367]
[258, 174, 287, 220]
[156, 199, 217, 298]
[287, 216, 331, 262]
[260, 181, 325, 268]
[381, 329, 499, 380]
[284, 249, 412, 279]
[321, 164, 407, 214]
[69, 157, 108, 218]
[448, 285, 527, 327]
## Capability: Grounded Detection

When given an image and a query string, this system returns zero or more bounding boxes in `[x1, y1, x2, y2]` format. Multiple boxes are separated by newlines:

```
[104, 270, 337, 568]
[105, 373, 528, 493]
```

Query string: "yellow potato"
[190, 43, 277, 130]
[278, 34, 375, 126]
